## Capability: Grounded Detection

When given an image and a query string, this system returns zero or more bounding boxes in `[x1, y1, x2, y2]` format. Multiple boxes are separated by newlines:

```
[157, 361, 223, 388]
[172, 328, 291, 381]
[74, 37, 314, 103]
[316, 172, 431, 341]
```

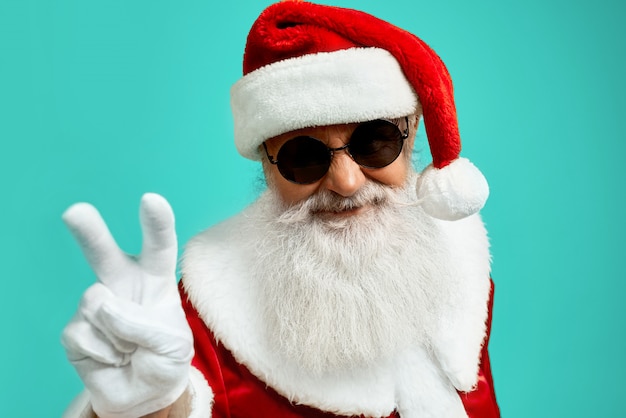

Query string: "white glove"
[61, 193, 194, 418]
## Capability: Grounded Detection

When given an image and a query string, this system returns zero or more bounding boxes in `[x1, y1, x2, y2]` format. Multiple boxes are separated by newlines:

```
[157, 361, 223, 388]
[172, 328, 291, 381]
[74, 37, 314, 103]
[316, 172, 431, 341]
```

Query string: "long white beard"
[250, 178, 454, 376]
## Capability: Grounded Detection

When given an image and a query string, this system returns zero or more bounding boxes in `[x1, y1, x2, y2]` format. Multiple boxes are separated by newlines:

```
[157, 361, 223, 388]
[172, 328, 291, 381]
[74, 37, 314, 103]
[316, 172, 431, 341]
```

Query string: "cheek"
[267, 166, 320, 205]
[364, 156, 410, 187]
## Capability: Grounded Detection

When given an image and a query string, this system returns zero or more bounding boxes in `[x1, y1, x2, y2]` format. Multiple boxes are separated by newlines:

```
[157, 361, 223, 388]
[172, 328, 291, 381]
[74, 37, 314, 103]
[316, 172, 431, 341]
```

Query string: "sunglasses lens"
[349, 119, 405, 168]
[276, 136, 331, 184]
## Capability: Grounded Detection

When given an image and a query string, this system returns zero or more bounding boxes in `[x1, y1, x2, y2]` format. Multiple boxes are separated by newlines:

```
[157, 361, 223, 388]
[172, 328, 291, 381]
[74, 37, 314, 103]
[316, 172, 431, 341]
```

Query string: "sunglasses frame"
[262, 117, 410, 185]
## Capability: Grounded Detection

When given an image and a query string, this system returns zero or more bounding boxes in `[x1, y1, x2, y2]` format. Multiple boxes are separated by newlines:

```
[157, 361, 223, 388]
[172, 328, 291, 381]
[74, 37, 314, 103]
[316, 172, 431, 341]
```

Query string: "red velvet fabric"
[179, 282, 499, 418]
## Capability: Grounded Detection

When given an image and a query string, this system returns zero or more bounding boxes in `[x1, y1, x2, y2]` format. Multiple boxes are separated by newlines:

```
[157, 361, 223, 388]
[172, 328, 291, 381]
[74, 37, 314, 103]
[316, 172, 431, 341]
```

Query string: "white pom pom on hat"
[230, 0, 489, 220]
[416, 158, 489, 221]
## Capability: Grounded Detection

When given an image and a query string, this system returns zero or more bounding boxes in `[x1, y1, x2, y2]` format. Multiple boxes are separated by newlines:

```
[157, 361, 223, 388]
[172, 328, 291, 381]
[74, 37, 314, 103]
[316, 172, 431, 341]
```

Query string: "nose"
[322, 151, 366, 197]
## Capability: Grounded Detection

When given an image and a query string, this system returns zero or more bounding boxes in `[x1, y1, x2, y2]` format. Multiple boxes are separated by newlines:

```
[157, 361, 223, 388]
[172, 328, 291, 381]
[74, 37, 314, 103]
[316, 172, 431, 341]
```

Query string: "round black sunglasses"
[262, 117, 409, 184]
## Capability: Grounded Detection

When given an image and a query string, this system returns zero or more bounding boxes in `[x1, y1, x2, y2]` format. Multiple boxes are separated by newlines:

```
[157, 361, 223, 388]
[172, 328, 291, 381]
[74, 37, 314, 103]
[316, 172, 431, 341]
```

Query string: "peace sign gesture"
[63, 193, 178, 304]
[61, 194, 193, 418]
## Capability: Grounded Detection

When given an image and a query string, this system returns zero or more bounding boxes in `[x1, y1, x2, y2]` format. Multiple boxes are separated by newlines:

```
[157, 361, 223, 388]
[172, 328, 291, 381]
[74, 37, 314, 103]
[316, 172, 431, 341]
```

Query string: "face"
[262, 118, 418, 213]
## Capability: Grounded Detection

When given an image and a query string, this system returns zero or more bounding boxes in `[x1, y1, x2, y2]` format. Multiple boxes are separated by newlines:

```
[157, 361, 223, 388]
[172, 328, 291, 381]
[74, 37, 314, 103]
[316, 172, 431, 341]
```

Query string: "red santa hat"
[230, 0, 488, 221]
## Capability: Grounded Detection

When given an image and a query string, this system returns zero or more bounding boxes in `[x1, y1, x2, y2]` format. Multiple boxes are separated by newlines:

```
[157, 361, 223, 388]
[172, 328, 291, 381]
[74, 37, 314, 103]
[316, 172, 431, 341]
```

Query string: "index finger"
[63, 202, 127, 280]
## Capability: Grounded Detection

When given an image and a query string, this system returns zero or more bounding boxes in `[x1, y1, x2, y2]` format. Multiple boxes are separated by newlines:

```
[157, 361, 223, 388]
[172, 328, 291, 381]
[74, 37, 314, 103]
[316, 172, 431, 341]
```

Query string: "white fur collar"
[181, 196, 491, 417]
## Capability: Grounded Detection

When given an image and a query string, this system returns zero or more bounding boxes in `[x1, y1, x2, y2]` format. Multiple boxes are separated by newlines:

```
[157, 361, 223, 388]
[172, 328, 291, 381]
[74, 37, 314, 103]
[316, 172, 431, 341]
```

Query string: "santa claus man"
[61, 1, 499, 417]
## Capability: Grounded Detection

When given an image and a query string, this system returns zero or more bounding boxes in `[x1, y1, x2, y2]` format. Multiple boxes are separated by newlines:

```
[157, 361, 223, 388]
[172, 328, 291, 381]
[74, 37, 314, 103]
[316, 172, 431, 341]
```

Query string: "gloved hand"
[61, 193, 194, 418]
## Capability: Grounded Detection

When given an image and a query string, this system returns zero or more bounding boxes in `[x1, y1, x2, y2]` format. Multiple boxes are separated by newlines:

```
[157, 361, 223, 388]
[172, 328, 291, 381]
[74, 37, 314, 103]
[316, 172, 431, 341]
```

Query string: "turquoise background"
[1, 0, 624, 416]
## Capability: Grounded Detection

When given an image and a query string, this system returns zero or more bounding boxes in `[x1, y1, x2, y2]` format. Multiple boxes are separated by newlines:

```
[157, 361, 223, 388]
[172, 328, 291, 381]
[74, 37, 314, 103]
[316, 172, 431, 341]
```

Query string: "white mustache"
[276, 181, 417, 225]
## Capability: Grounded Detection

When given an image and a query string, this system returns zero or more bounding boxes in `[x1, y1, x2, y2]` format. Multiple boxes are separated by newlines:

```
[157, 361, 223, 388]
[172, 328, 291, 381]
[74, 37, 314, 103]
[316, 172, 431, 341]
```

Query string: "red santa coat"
[180, 195, 500, 418]
[180, 285, 499, 418]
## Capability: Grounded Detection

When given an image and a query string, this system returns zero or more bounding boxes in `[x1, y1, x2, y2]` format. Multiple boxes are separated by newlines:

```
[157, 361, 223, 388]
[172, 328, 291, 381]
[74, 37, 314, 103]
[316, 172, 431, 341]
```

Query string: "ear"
[405, 115, 420, 151]
[412, 114, 420, 131]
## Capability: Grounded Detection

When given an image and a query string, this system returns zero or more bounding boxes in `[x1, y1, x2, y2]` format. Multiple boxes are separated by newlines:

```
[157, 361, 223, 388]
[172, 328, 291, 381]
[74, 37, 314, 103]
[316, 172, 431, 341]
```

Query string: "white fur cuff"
[184, 367, 213, 418]
[62, 368, 213, 418]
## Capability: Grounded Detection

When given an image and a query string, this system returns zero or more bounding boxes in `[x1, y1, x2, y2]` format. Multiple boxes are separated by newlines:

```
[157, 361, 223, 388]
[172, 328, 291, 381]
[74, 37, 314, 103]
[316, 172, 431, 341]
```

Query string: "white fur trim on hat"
[230, 47, 418, 160]
[415, 158, 490, 221]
